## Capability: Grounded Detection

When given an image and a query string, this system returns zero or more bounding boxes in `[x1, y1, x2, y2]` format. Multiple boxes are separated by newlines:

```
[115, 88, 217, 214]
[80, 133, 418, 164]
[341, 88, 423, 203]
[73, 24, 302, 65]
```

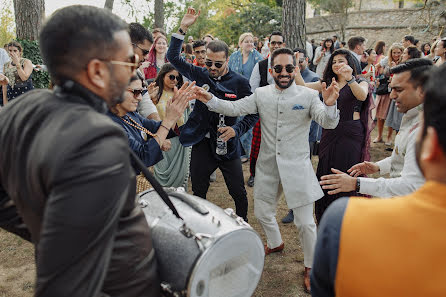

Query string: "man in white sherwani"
[194, 48, 340, 293]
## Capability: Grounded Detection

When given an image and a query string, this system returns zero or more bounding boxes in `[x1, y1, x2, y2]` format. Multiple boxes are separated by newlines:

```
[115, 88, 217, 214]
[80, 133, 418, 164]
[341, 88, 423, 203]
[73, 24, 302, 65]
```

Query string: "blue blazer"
[167, 35, 259, 161]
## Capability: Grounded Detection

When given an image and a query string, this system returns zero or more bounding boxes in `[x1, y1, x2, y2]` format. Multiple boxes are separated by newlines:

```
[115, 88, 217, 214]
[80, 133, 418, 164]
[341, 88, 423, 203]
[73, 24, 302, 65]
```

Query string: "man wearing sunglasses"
[167, 8, 258, 222]
[0, 6, 196, 297]
[194, 47, 340, 293]
[129, 22, 161, 121]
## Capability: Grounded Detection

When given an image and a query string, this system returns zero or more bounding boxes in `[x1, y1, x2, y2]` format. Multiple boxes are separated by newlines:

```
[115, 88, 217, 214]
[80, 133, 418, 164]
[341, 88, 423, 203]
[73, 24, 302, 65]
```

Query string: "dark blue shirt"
[108, 111, 175, 172]
[167, 35, 259, 161]
[311, 198, 349, 297]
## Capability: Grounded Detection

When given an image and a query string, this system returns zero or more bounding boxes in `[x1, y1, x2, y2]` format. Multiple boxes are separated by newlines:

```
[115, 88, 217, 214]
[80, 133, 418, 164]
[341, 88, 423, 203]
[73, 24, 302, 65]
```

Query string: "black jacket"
[0, 81, 160, 297]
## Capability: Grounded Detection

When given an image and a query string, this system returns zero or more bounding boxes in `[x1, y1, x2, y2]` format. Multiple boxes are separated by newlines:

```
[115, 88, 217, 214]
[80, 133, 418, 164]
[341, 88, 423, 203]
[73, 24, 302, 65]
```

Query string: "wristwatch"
[355, 178, 361, 192]
[347, 76, 355, 85]
[178, 27, 187, 35]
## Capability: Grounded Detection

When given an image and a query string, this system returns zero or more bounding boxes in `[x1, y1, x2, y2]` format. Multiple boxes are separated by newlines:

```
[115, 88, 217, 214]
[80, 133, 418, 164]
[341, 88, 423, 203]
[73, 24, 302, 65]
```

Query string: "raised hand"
[165, 81, 196, 124]
[10, 52, 20, 65]
[148, 82, 159, 103]
[338, 63, 354, 81]
[321, 77, 339, 106]
[180, 7, 200, 29]
[192, 85, 213, 103]
[347, 161, 379, 177]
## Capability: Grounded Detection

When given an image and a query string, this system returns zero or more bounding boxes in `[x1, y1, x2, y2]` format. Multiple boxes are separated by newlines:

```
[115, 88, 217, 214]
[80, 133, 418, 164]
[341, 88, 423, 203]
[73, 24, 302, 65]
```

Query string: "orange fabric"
[336, 181, 446, 297]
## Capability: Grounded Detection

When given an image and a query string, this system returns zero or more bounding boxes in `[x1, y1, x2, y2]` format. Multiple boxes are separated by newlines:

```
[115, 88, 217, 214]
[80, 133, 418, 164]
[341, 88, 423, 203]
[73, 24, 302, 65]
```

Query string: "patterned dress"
[3, 58, 33, 103]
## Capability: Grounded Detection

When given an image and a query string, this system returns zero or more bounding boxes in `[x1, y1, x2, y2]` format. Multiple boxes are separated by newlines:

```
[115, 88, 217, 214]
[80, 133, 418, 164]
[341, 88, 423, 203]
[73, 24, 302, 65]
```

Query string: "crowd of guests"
[0, 4, 446, 297]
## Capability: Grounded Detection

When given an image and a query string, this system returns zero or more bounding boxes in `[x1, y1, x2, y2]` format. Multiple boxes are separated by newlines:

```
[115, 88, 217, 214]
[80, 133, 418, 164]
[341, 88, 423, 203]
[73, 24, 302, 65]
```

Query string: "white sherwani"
[207, 83, 340, 209]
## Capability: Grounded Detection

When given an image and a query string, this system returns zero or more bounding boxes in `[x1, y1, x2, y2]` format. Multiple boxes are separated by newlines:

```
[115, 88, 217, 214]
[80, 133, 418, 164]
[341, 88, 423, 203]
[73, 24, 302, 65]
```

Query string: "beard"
[274, 74, 295, 89]
[107, 71, 128, 107]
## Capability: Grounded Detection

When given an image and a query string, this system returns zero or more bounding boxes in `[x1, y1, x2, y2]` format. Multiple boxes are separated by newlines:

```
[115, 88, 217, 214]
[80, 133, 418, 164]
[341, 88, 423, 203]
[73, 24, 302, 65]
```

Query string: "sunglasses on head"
[205, 60, 225, 68]
[133, 43, 150, 56]
[127, 88, 147, 97]
[168, 74, 181, 81]
[273, 64, 295, 74]
[270, 41, 283, 46]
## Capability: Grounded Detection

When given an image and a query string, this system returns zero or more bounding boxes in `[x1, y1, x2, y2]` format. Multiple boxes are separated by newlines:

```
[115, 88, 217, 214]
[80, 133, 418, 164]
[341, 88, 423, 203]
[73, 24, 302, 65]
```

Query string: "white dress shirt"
[249, 57, 275, 92]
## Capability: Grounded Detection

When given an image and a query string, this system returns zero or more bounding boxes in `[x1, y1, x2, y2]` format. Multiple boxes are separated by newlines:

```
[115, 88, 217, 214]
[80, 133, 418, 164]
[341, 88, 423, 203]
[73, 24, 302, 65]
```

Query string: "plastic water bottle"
[216, 114, 227, 155]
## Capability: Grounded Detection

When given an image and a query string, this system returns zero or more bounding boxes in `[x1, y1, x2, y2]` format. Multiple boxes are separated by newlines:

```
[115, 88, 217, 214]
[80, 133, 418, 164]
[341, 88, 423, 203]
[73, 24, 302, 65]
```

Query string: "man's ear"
[421, 127, 441, 163]
[86, 59, 108, 89]
[415, 86, 425, 104]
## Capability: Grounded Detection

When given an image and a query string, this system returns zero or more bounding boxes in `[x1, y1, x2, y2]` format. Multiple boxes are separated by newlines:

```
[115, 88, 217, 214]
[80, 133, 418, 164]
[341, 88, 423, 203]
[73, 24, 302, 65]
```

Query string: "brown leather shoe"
[264, 242, 284, 255]
[303, 267, 311, 293]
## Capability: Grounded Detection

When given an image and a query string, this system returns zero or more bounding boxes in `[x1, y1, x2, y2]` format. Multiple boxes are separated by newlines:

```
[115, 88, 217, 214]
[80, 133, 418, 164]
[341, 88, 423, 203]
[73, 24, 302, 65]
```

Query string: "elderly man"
[194, 47, 340, 293]
[319, 59, 432, 198]
[0, 5, 193, 296]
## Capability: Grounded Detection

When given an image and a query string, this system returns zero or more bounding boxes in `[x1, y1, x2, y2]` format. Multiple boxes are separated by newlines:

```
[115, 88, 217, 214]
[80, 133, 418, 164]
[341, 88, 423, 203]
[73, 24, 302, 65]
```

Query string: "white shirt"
[249, 57, 274, 92]
[0, 48, 10, 74]
[359, 106, 425, 197]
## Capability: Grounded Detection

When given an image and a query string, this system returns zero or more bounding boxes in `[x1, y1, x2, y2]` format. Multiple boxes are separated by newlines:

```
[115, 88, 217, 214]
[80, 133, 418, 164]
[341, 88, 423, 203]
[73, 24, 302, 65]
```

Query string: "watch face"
[202, 84, 210, 92]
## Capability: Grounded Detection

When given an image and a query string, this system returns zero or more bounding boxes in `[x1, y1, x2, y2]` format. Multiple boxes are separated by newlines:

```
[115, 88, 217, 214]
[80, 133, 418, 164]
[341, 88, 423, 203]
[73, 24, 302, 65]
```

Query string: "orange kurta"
[336, 181, 446, 297]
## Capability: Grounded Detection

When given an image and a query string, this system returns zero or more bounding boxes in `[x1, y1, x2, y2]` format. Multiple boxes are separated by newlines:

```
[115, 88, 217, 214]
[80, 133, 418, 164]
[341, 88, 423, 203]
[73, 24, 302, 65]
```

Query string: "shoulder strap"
[259, 59, 269, 87]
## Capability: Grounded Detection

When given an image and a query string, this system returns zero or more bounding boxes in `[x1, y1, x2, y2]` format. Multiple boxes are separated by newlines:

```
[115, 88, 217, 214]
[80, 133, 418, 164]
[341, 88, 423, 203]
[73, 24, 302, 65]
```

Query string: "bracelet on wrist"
[160, 123, 170, 131]
[355, 178, 360, 192]
[178, 27, 187, 35]
[347, 76, 356, 85]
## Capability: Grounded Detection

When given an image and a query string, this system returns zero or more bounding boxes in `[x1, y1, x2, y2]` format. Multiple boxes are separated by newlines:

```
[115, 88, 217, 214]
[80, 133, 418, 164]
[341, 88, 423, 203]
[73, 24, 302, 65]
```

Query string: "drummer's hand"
[218, 126, 236, 142]
[161, 139, 171, 151]
[319, 168, 356, 195]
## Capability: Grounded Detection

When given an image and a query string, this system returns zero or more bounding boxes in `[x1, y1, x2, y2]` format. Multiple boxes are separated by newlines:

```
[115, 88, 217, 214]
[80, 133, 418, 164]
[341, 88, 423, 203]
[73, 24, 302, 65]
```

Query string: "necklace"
[120, 115, 158, 142]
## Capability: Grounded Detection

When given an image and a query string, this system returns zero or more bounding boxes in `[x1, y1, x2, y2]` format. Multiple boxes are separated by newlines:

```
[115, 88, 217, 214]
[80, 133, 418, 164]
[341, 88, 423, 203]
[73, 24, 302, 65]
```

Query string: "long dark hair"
[322, 49, 358, 85]
[154, 63, 184, 102]
[323, 38, 335, 53]
[374, 40, 386, 56]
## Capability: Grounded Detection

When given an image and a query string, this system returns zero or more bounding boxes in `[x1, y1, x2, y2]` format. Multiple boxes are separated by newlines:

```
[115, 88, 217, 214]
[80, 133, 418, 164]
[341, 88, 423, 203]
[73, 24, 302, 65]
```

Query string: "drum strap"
[129, 149, 183, 220]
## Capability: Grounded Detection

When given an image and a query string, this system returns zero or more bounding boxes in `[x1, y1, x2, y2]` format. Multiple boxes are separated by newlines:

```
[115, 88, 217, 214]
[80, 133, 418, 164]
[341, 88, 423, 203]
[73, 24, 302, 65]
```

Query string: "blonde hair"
[386, 43, 404, 66]
[238, 32, 254, 47]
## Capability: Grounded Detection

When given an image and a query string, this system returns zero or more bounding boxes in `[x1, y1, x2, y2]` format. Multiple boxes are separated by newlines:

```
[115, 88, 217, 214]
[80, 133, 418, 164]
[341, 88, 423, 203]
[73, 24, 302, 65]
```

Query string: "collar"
[350, 50, 361, 62]
[54, 80, 109, 114]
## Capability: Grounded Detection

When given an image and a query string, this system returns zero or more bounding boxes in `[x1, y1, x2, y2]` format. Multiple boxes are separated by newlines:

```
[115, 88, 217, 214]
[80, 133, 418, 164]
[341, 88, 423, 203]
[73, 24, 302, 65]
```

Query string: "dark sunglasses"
[205, 60, 225, 68]
[168, 74, 181, 81]
[133, 43, 150, 56]
[270, 41, 283, 46]
[273, 64, 295, 74]
[298, 58, 305, 64]
[127, 88, 147, 97]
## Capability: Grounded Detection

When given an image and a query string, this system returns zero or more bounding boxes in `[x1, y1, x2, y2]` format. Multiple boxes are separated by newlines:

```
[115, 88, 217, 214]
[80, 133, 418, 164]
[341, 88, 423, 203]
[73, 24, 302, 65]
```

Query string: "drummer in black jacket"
[167, 8, 258, 221]
[0, 6, 194, 297]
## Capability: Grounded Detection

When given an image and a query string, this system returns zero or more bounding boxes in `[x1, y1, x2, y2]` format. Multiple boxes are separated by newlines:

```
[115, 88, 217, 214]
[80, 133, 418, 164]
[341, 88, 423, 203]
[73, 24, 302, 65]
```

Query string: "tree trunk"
[104, 0, 114, 10]
[282, 0, 306, 49]
[154, 0, 164, 29]
[13, 0, 45, 41]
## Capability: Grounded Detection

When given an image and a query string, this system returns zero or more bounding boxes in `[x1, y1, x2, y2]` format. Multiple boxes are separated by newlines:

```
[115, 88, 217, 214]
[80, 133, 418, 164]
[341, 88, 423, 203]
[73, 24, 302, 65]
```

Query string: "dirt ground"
[0, 129, 391, 297]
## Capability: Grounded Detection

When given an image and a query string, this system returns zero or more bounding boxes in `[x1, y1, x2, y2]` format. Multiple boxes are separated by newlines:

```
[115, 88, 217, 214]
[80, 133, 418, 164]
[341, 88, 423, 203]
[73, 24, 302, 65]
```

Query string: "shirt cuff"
[358, 177, 376, 196]
[205, 95, 219, 110]
[171, 33, 185, 41]
[324, 102, 338, 119]
[376, 157, 391, 175]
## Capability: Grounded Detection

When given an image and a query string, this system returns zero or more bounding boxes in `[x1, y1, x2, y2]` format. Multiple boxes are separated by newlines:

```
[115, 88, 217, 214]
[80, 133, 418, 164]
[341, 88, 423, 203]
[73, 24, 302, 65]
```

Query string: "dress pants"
[254, 184, 317, 268]
[190, 138, 248, 219]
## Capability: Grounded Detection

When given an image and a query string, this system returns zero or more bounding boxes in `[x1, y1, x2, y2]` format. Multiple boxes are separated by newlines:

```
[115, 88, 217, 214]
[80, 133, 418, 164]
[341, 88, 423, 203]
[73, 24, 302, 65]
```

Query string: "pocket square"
[292, 104, 305, 110]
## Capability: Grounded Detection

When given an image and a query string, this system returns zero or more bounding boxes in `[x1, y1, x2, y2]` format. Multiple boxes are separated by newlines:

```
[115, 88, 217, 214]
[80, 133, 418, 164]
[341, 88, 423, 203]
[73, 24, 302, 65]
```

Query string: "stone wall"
[306, 8, 445, 49]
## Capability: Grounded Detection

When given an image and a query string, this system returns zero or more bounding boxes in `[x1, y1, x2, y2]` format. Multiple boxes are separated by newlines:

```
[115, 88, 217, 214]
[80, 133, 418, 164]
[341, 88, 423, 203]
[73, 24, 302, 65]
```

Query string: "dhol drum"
[138, 187, 265, 297]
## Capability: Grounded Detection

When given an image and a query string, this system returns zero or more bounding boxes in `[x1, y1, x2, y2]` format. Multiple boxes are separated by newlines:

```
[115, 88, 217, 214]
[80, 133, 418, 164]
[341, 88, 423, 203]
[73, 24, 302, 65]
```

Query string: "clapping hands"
[148, 82, 159, 104]
[321, 78, 340, 106]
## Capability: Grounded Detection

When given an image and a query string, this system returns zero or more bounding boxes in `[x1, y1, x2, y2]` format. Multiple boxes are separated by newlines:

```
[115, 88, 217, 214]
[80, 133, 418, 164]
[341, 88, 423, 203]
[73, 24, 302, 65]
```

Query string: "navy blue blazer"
[167, 35, 259, 161]
[108, 111, 176, 172]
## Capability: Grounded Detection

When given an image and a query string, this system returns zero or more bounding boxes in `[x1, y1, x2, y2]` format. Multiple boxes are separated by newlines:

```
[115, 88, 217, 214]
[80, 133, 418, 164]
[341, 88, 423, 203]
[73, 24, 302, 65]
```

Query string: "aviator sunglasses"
[205, 60, 225, 68]
[273, 64, 295, 74]
[127, 88, 147, 97]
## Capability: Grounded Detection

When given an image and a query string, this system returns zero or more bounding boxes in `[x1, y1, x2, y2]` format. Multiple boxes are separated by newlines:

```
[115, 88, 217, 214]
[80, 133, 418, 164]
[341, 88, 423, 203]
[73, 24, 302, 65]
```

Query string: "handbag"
[376, 75, 390, 95]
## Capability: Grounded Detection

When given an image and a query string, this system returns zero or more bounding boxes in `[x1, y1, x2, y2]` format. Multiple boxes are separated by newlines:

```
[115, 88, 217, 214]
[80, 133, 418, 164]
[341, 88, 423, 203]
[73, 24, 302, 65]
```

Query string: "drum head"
[187, 228, 264, 297]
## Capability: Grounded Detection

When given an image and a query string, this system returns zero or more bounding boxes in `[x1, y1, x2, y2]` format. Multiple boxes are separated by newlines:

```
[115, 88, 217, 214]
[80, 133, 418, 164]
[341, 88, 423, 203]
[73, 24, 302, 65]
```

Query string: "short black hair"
[39, 5, 128, 85]
[406, 46, 422, 60]
[347, 36, 365, 51]
[293, 47, 307, 57]
[341, 41, 346, 46]
[206, 40, 229, 58]
[270, 48, 296, 66]
[192, 39, 207, 49]
[269, 31, 283, 42]
[404, 35, 415, 45]
[422, 64, 446, 150]
[390, 58, 433, 88]
[129, 23, 153, 45]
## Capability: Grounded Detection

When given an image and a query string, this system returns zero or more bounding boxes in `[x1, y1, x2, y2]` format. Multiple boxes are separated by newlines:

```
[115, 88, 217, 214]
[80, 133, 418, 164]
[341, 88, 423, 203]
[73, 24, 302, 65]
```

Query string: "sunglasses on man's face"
[133, 43, 150, 56]
[205, 60, 225, 68]
[127, 88, 147, 97]
[273, 64, 295, 74]
[107, 54, 139, 72]
[168, 74, 181, 81]
[299, 58, 305, 64]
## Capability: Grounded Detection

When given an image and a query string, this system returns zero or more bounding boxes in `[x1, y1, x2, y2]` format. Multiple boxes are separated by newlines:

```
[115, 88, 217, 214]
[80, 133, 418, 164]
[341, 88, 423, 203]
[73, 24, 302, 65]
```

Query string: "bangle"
[160, 123, 170, 131]
[355, 178, 360, 192]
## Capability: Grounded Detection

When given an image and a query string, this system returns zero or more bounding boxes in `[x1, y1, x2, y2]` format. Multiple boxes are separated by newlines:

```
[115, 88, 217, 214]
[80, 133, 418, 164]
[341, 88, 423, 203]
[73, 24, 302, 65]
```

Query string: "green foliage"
[0, 0, 15, 46]
[17, 39, 50, 89]
[308, 0, 353, 13]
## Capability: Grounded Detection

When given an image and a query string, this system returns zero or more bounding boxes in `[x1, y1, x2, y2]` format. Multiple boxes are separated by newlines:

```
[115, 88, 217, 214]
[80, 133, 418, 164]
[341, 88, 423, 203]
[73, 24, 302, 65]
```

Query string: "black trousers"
[190, 138, 248, 220]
